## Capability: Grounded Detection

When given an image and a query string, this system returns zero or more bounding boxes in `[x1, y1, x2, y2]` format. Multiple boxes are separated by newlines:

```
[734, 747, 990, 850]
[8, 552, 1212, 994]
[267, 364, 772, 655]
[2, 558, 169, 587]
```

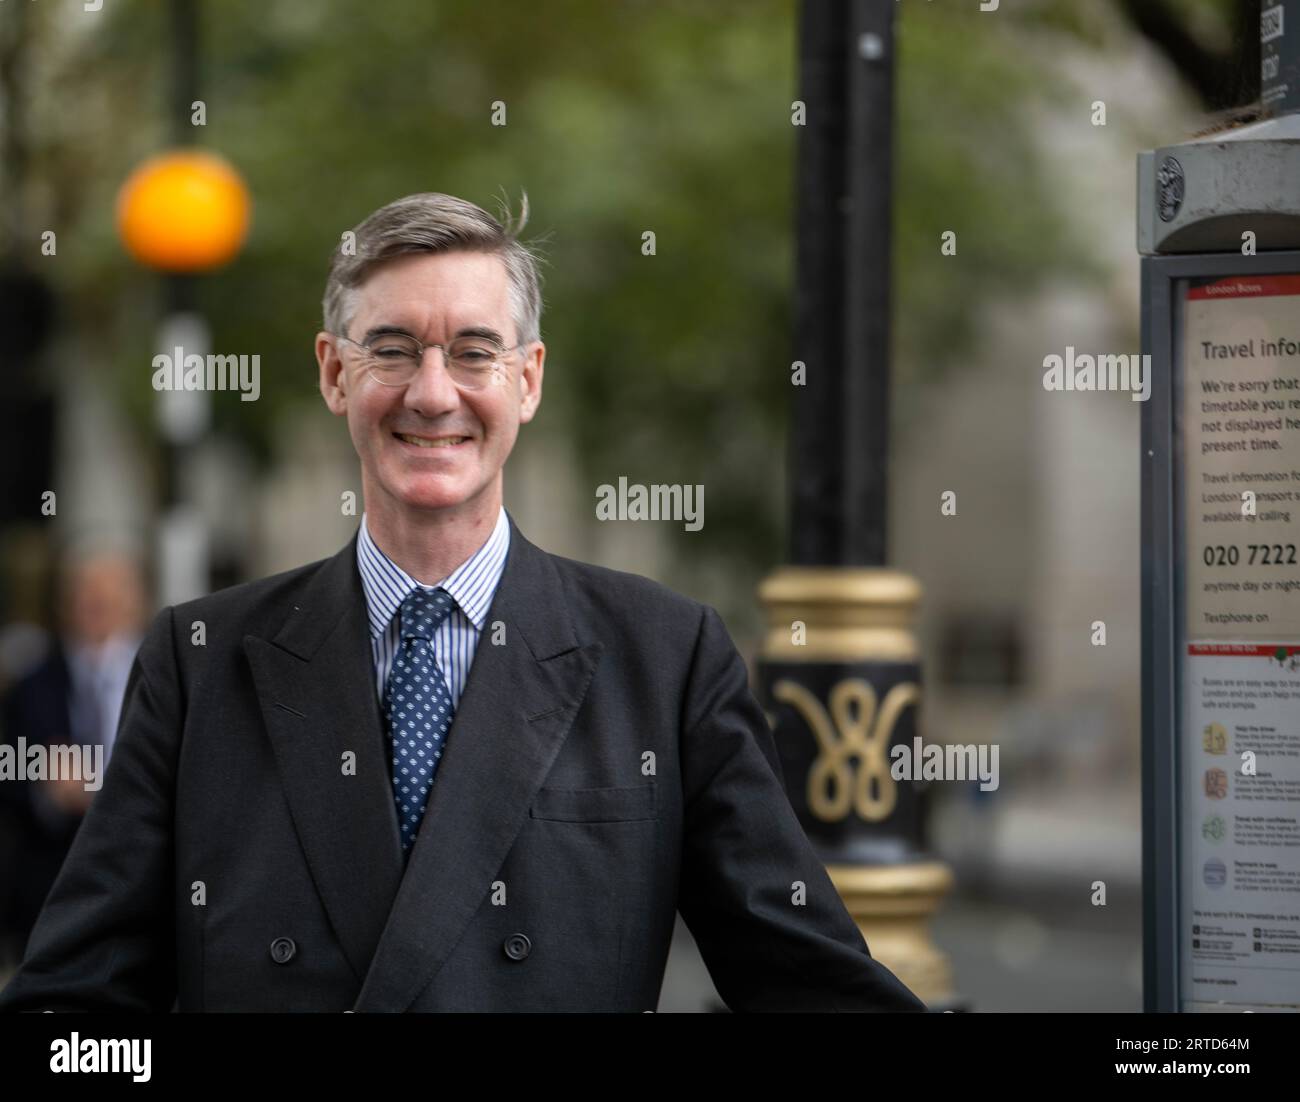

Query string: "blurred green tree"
[15, 0, 1223, 620]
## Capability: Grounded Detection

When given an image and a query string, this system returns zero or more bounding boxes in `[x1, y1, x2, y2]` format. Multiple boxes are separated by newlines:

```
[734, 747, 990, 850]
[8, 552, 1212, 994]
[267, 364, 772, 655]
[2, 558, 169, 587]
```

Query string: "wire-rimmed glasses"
[333, 330, 523, 389]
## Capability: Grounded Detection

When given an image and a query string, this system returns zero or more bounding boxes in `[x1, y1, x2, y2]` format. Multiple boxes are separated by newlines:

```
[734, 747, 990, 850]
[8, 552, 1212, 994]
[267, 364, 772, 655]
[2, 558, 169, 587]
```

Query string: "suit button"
[503, 933, 531, 961]
[269, 937, 297, 964]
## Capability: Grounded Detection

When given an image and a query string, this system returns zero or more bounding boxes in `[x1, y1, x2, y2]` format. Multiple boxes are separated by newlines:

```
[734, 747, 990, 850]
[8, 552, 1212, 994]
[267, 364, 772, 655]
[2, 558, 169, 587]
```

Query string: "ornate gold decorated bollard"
[758, 565, 956, 1006]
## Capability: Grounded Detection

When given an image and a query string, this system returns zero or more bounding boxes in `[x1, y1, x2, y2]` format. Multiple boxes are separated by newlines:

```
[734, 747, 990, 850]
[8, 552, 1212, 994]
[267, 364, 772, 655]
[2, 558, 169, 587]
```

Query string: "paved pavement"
[657, 880, 1144, 1012]
[658, 784, 1146, 1012]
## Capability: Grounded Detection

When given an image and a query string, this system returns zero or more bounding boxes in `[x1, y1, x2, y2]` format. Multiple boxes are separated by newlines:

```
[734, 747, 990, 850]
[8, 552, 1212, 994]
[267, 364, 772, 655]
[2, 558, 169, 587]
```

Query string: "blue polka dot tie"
[384, 586, 457, 856]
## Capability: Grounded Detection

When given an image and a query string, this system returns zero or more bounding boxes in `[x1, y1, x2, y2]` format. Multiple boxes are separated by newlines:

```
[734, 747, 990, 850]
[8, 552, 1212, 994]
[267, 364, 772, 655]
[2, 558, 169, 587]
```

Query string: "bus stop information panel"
[1157, 260, 1300, 1010]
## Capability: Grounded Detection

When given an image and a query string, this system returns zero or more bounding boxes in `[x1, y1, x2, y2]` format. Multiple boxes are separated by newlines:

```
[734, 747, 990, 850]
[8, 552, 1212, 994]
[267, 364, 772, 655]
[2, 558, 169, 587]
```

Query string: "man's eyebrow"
[358, 324, 508, 344]
[453, 325, 508, 344]
[360, 324, 417, 342]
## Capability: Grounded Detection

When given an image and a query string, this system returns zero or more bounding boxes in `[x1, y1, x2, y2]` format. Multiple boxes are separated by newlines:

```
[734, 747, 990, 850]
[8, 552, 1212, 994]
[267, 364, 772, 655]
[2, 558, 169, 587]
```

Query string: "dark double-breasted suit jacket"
[0, 513, 925, 1012]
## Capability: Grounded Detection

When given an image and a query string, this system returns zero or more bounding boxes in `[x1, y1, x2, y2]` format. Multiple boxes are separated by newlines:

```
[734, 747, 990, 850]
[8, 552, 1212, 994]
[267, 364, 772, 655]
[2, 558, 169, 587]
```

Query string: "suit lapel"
[244, 535, 404, 983]
[352, 513, 604, 1012]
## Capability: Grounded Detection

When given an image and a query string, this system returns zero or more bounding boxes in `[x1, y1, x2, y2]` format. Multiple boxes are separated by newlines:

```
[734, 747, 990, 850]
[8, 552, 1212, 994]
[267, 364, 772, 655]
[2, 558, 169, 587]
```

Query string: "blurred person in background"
[0, 543, 148, 967]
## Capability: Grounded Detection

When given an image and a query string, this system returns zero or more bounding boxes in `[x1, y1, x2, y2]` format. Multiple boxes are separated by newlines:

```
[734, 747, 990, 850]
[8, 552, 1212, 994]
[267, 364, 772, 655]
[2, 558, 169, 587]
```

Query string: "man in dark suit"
[0, 548, 145, 964]
[0, 192, 924, 1012]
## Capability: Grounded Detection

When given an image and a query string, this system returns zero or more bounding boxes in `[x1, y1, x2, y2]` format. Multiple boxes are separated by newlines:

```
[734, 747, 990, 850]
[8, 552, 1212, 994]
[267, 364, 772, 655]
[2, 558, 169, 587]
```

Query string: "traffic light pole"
[155, 0, 211, 606]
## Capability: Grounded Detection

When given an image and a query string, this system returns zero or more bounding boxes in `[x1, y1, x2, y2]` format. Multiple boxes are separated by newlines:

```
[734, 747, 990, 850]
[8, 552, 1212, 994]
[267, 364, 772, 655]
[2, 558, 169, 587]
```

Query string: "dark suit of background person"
[0, 552, 144, 966]
[0, 191, 925, 1012]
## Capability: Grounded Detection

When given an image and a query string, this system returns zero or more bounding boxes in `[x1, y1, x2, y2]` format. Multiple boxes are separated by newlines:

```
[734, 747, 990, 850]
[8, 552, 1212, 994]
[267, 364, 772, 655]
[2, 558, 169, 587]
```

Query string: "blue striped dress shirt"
[355, 506, 511, 712]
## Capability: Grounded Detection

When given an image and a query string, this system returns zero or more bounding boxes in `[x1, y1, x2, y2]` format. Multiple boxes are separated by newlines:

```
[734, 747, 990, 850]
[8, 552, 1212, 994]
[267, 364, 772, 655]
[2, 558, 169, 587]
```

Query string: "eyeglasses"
[333, 331, 524, 390]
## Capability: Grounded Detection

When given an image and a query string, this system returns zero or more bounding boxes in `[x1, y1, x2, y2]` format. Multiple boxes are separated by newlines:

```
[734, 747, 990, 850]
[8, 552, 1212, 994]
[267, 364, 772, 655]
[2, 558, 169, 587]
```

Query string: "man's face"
[316, 250, 543, 521]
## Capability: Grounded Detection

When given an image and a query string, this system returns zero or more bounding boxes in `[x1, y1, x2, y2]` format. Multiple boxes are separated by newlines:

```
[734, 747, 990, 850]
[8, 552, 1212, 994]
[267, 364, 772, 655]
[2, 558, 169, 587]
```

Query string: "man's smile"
[392, 432, 473, 450]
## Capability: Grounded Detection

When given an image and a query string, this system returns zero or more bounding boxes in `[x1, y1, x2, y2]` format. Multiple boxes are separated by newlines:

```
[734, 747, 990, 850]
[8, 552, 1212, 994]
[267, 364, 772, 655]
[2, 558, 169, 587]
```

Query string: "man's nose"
[402, 346, 461, 413]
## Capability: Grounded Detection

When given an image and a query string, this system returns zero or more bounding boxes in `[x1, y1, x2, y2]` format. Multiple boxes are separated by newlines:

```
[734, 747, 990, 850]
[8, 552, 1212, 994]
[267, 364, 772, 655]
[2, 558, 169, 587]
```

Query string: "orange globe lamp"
[116, 150, 251, 272]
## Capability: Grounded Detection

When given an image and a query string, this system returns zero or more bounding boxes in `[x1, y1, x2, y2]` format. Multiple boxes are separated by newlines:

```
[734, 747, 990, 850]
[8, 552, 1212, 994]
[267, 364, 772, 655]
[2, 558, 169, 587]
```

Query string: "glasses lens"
[353, 334, 509, 388]
[363, 333, 421, 384]
[447, 337, 504, 388]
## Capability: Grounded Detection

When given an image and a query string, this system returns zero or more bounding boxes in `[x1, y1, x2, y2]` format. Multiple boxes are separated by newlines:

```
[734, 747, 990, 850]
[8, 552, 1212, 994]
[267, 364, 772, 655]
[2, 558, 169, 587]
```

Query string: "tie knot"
[398, 586, 455, 641]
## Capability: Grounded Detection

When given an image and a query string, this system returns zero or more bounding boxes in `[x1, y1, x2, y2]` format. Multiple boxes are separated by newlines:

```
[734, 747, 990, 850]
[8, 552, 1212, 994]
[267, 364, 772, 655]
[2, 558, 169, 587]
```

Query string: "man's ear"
[517, 341, 545, 424]
[317, 332, 348, 415]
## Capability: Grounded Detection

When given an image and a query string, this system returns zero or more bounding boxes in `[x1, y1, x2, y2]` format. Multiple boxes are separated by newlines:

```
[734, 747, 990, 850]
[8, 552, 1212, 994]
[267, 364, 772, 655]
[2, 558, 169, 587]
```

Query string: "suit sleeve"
[675, 604, 927, 1012]
[0, 608, 182, 1012]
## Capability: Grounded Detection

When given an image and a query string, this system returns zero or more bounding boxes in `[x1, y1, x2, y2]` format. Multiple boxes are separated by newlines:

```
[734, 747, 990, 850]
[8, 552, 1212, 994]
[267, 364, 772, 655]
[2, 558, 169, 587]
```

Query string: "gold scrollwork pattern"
[772, 677, 920, 823]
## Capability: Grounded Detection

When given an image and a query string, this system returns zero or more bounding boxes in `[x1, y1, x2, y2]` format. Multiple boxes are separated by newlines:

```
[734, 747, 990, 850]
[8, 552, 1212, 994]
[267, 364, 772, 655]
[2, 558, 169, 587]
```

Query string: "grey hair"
[322, 191, 546, 346]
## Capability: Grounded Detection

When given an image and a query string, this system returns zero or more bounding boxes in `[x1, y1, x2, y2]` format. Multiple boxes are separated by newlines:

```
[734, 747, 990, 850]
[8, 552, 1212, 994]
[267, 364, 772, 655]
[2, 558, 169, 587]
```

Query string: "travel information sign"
[1178, 273, 1300, 1010]
[1142, 252, 1300, 1013]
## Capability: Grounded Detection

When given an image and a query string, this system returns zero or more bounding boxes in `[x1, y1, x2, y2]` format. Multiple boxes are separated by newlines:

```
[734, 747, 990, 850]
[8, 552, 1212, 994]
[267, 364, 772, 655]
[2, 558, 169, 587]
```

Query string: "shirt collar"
[356, 505, 511, 639]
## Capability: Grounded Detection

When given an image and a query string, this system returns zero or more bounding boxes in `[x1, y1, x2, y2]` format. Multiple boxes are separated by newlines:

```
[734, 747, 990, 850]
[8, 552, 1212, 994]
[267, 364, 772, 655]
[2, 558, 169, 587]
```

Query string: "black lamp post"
[757, 0, 957, 1008]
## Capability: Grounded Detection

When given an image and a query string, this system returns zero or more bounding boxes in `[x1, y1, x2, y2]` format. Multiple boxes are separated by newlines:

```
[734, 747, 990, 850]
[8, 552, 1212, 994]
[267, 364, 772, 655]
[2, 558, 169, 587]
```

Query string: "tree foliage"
[12, 0, 1144, 600]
